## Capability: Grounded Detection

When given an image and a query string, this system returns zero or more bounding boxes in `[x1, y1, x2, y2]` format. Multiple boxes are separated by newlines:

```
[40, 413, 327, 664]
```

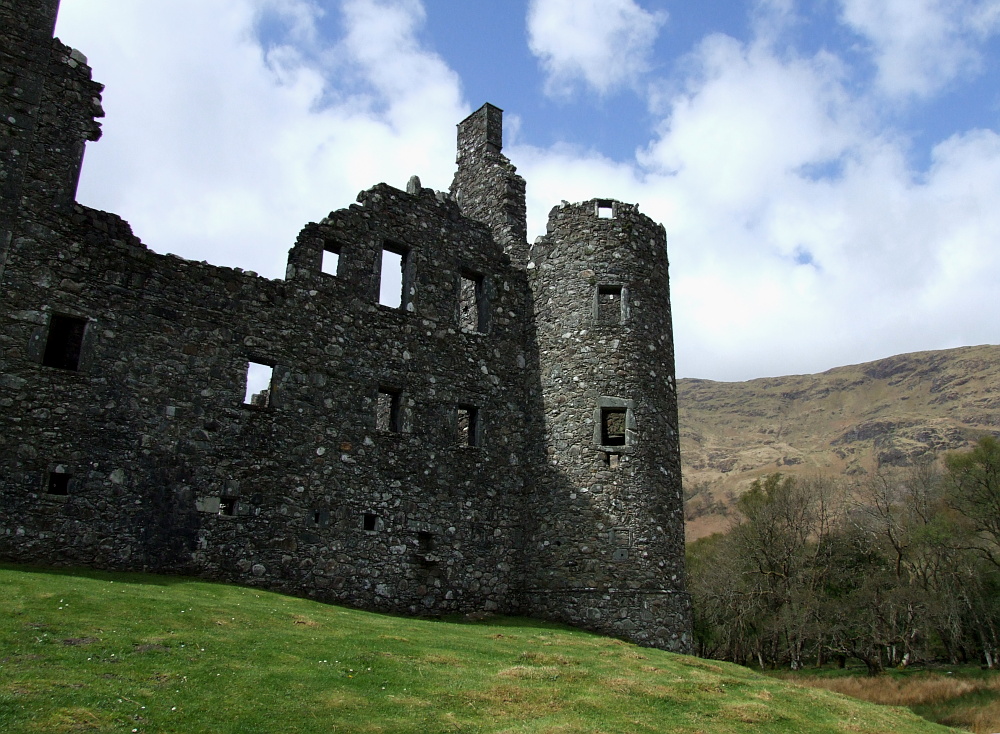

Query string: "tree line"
[686, 436, 1000, 674]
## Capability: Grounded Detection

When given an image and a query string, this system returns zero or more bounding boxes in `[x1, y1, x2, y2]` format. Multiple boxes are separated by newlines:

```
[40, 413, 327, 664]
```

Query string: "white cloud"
[518, 25, 1000, 379]
[526, 0, 667, 96]
[55, 0, 467, 280]
[839, 0, 1000, 98]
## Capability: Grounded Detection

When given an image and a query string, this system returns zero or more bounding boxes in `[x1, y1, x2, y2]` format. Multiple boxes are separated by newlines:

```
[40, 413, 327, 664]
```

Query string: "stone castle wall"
[0, 0, 692, 652]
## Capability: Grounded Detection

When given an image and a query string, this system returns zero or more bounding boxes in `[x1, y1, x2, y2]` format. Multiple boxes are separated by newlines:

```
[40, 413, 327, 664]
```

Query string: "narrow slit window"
[596, 285, 624, 326]
[379, 242, 411, 309]
[244, 361, 274, 407]
[219, 497, 237, 516]
[363, 513, 378, 532]
[42, 314, 87, 370]
[377, 388, 401, 432]
[458, 271, 485, 332]
[601, 407, 627, 446]
[596, 200, 614, 219]
[321, 245, 340, 276]
[457, 405, 479, 447]
[47, 471, 71, 495]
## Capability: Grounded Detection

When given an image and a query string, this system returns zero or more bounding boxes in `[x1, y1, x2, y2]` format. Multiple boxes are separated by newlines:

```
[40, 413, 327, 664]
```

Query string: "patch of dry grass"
[794, 674, 990, 706]
[786, 672, 1000, 733]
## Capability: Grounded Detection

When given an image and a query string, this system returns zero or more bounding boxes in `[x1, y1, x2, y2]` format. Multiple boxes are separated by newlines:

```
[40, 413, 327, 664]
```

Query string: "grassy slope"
[0, 565, 956, 733]
[678, 344, 1000, 539]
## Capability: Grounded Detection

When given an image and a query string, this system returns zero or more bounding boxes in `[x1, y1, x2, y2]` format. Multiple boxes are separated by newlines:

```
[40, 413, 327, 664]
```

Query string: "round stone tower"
[523, 199, 692, 652]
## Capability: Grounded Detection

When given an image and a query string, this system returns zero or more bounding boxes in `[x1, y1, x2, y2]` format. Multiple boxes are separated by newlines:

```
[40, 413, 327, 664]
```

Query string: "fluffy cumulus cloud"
[55, 0, 466, 280]
[526, 0, 667, 96]
[515, 13, 1000, 379]
[839, 0, 1000, 97]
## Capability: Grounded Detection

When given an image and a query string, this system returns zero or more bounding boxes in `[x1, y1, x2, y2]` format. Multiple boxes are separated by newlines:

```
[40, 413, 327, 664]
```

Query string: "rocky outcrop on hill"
[679, 345, 1000, 539]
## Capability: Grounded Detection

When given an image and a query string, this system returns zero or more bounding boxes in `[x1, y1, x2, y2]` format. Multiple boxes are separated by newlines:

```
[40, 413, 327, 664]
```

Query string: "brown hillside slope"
[678, 344, 1000, 540]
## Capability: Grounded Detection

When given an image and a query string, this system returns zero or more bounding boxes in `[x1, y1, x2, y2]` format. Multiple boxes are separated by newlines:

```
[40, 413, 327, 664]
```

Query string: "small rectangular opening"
[417, 531, 434, 554]
[363, 513, 378, 532]
[379, 242, 410, 309]
[47, 471, 71, 495]
[219, 497, 237, 516]
[596, 200, 614, 219]
[458, 271, 485, 332]
[457, 405, 479, 447]
[377, 388, 401, 432]
[601, 407, 627, 446]
[321, 246, 340, 277]
[596, 285, 623, 326]
[244, 361, 273, 406]
[42, 314, 87, 370]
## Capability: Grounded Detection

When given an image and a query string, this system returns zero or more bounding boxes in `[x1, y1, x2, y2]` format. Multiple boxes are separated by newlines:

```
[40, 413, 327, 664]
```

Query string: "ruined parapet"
[449, 104, 528, 265]
[0, 0, 104, 279]
[523, 199, 692, 652]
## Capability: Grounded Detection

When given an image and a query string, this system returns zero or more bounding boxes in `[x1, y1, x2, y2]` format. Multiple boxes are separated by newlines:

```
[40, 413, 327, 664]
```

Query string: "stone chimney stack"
[450, 104, 528, 265]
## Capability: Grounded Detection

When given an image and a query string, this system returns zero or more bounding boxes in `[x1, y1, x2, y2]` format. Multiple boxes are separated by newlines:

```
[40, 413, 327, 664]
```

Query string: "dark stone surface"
[0, 0, 692, 653]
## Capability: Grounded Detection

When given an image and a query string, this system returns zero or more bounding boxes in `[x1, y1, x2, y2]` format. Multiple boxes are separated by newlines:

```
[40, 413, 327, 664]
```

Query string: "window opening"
[596, 285, 623, 326]
[377, 388, 401, 432]
[244, 361, 273, 407]
[596, 200, 614, 218]
[379, 242, 410, 309]
[417, 531, 434, 554]
[47, 471, 71, 495]
[457, 405, 479, 447]
[601, 407, 627, 446]
[321, 245, 340, 276]
[42, 314, 87, 370]
[458, 271, 485, 332]
[363, 513, 378, 532]
[219, 497, 237, 516]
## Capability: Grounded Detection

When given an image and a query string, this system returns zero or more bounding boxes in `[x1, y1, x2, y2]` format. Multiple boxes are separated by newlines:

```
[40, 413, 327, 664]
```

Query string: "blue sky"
[54, 0, 1000, 381]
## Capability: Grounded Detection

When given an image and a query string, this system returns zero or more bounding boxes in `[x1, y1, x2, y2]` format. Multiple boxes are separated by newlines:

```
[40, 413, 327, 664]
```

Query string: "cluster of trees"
[686, 437, 1000, 674]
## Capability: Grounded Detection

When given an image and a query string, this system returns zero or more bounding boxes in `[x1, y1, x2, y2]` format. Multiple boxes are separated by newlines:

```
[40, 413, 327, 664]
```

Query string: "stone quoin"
[0, 0, 692, 652]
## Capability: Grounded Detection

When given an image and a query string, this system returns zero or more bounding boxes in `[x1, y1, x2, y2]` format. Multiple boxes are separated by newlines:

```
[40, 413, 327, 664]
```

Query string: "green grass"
[0, 564, 958, 733]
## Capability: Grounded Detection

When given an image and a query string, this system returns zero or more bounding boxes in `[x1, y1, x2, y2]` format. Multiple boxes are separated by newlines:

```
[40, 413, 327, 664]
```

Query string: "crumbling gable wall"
[1, 163, 538, 613]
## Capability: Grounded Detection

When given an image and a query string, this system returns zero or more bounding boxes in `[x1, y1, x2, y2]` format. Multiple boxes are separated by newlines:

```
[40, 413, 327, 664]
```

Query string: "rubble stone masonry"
[0, 0, 692, 652]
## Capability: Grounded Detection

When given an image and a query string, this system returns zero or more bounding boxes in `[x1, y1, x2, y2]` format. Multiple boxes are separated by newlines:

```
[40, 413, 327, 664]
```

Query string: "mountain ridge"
[678, 343, 1000, 540]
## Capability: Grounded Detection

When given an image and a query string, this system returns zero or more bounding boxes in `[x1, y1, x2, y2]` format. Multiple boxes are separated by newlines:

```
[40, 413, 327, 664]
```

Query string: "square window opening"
[597, 285, 623, 326]
[321, 247, 340, 277]
[244, 361, 274, 407]
[458, 271, 485, 332]
[219, 497, 237, 516]
[379, 242, 411, 309]
[596, 200, 614, 219]
[42, 314, 87, 370]
[377, 388, 401, 432]
[363, 513, 378, 532]
[601, 407, 627, 446]
[457, 405, 479, 447]
[47, 471, 71, 495]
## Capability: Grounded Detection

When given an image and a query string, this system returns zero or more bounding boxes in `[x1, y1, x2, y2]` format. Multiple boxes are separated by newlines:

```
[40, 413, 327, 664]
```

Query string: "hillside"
[679, 344, 1000, 539]
[1, 564, 955, 733]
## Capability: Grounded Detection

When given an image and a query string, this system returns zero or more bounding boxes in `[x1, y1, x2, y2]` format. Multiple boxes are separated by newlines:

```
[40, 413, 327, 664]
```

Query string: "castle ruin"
[0, 0, 692, 652]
